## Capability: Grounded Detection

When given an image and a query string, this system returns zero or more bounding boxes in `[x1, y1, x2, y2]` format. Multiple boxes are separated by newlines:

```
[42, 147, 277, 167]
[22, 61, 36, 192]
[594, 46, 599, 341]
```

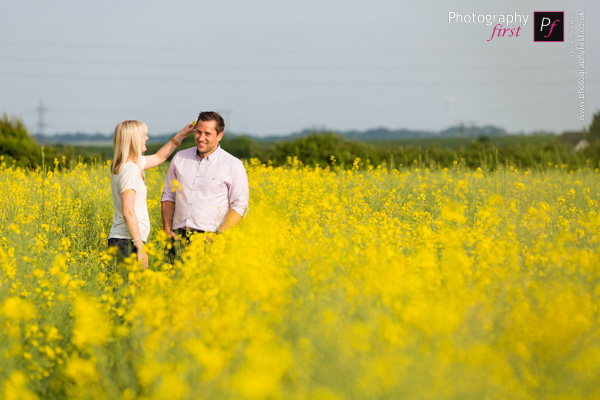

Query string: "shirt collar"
[196, 145, 222, 161]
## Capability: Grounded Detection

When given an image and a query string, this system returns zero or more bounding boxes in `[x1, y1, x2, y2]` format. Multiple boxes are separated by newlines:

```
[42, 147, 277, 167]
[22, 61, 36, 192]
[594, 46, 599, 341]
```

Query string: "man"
[161, 111, 249, 252]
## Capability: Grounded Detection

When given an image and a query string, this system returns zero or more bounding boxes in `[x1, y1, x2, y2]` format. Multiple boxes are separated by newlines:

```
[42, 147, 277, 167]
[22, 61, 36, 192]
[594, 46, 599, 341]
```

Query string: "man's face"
[194, 120, 223, 157]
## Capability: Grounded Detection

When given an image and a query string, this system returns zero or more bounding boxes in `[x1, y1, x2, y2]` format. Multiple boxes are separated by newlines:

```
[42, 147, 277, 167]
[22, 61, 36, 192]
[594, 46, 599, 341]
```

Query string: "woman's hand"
[122, 189, 146, 269]
[138, 248, 148, 270]
[179, 123, 195, 139]
[144, 123, 197, 170]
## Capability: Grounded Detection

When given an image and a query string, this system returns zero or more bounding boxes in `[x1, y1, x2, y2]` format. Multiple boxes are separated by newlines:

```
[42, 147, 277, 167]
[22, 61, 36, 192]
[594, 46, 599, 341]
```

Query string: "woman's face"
[140, 130, 149, 152]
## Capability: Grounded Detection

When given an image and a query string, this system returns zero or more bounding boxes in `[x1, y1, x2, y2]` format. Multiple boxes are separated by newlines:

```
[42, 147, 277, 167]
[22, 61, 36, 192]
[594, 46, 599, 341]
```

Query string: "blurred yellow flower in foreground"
[1, 160, 600, 399]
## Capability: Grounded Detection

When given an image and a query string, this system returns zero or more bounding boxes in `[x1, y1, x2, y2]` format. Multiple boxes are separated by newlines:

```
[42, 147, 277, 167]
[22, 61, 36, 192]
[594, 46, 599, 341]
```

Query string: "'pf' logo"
[534, 12, 564, 42]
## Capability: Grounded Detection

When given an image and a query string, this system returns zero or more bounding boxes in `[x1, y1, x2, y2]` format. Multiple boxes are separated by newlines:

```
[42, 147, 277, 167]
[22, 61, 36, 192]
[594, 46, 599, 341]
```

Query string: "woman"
[108, 120, 194, 269]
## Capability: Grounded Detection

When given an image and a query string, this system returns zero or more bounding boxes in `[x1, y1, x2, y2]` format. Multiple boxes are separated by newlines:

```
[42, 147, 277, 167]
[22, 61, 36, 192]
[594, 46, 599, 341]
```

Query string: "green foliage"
[589, 109, 600, 141]
[254, 132, 597, 171]
[35, 127, 600, 171]
[263, 132, 375, 167]
[220, 134, 267, 159]
[0, 114, 42, 167]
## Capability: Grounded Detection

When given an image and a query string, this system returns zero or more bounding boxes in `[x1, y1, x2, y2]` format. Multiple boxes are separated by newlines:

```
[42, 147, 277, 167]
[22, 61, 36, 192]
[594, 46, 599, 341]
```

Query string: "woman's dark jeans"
[107, 238, 139, 259]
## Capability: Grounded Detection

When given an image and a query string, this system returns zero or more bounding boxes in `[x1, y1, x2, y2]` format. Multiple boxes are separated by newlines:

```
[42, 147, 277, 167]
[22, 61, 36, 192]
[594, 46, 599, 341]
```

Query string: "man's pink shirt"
[161, 146, 249, 232]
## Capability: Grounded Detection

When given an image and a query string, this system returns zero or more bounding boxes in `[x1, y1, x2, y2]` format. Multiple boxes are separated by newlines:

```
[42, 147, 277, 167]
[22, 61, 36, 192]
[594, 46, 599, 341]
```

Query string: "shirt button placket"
[186, 158, 202, 222]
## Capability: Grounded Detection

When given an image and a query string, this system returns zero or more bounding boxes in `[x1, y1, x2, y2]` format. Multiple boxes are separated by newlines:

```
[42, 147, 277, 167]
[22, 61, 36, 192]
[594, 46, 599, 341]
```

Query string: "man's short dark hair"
[197, 111, 225, 133]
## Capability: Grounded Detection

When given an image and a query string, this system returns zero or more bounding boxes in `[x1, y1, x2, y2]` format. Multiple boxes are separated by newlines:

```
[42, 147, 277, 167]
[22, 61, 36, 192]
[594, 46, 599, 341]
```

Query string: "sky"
[1, 0, 598, 137]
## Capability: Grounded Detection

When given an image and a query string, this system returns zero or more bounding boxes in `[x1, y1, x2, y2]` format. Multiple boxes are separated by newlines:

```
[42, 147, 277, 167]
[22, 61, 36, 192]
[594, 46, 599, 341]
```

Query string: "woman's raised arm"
[144, 123, 195, 169]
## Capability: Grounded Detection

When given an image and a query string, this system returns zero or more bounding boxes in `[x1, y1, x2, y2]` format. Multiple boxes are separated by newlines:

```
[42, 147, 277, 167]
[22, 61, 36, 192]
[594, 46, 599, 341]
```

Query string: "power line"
[0, 71, 583, 87]
[0, 39, 541, 56]
[0, 55, 575, 72]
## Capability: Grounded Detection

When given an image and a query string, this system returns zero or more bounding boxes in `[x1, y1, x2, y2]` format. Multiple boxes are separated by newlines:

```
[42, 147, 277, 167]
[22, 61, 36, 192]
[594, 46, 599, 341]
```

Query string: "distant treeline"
[34, 124, 513, 144]
[26, 131, 600, 171]
[237, 132, 600, 170]
[4, 112, 600, 170]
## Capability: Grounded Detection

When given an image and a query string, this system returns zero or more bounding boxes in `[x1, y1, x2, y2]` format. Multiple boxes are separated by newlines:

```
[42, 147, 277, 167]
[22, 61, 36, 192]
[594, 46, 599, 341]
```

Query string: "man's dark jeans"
[165, 228, 208, 263]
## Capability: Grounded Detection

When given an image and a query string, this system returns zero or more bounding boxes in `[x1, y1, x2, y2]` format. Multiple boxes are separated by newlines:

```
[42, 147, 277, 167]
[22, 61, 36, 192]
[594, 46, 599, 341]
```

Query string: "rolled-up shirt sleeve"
[161, 155, 177, 203]
[229, 161, 249, 217]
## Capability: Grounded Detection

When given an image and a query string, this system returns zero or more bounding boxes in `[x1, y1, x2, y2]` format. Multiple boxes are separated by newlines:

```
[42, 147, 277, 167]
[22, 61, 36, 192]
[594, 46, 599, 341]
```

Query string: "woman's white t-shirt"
[108, 157, 150, 242]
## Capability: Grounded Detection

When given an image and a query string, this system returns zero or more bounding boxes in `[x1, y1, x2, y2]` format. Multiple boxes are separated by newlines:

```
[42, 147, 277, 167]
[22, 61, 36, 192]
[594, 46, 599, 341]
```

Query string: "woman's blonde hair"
[111, 120, 147, 175]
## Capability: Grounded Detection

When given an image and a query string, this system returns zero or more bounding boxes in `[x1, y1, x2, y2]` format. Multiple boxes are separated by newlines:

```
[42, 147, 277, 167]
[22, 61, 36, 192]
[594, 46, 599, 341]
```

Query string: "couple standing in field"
[106, 111, 250, 269]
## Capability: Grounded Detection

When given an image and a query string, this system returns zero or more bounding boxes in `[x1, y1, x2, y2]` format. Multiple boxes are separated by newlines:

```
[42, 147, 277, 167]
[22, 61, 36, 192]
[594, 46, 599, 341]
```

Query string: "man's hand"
[218, 209, 243, 234]
[164, 228, 177, 240]
[161, 201, 177, 239]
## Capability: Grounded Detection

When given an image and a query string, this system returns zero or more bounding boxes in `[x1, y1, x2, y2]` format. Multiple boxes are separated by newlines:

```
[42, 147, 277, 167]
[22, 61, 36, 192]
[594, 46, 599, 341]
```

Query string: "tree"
[589, 109, 600, 141]
[266, 132, 375, 167]
[0, 114, 42, 167]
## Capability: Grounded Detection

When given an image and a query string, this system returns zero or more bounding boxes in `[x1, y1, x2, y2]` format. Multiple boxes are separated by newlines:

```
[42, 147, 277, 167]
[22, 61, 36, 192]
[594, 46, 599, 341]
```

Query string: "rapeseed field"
[1, 156, 599, 399]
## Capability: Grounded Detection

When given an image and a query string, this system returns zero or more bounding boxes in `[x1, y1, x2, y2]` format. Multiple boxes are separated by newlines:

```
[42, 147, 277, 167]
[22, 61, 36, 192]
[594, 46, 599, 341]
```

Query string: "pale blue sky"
[1, 0, 597, 136]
